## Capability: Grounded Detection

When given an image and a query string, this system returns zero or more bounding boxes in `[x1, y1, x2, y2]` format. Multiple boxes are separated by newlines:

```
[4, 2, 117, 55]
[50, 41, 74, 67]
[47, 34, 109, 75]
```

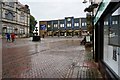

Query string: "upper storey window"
[5, 11, 15, 20]
[20, 12, 25, 21]
[9, 2, 14, 8]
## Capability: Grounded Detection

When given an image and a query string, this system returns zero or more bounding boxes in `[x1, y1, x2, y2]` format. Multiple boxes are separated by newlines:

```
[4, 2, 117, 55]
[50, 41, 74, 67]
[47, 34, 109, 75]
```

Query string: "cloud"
[19, 0, 90, 26]
[20, 0, 82, 3]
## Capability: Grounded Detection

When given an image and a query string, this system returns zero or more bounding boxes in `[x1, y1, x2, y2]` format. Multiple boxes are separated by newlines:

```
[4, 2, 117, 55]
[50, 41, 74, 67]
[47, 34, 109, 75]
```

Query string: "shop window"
[115, 21, 118, 24]
[69, 24, 71, 27]
[109, 27, 119, 45]
[62, 24, 64, 27]
[60, 24, 64, 27]
[112, 21, 115, 24]
[54, 24, 57, 28]
[67, 24, 69, 27]
[48, 25, 51, 28]
[104, 21, 105, 25]
[84, 22, 86, 26]
[82, 22, 86, 26]
[112, 21, 118, 25]
[67, 23, 71, 27]
[54, 24, 55, 27]
[106, 21, 108, 25]
[60, 24, 62, 27]
[74, 23, 79, 26]
[7, 27, 14, 33]
[104, 21, 108, 25]
[108, 15, 119, 46]
[74, 23, 76, 26]
[82, 23, 84, 26]
[56, 24, 58, 27]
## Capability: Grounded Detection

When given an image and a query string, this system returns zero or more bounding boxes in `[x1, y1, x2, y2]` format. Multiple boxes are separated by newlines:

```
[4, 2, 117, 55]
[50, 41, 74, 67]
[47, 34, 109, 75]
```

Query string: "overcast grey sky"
[19, 0, 90, 26]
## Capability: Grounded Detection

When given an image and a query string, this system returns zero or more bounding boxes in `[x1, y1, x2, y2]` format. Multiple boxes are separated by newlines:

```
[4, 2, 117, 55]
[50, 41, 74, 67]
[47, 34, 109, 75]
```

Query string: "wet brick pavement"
[2, 37, 103, 79]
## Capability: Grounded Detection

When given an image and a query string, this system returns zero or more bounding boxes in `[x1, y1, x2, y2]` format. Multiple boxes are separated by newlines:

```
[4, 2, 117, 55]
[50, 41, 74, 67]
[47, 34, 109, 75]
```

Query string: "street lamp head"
[92, 3, 98, 8]
[84, 3, 98, 12]
[84, 7, 92, 12]
[83, 0, 87, 3]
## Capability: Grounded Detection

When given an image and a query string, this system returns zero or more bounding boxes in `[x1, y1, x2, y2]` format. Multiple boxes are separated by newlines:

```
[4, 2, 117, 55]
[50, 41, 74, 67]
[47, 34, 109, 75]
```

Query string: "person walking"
[6, 33, 10, 42]
[11, 33, 15, 42]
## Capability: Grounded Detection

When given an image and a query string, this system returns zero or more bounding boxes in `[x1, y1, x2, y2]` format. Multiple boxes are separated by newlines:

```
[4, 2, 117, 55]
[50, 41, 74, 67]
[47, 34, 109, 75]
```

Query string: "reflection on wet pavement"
[2, 38, 102, 79]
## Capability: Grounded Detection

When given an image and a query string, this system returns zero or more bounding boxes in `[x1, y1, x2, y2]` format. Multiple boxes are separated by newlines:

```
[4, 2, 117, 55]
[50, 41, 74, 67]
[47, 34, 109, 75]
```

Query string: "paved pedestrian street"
[2, 37, 103, 79]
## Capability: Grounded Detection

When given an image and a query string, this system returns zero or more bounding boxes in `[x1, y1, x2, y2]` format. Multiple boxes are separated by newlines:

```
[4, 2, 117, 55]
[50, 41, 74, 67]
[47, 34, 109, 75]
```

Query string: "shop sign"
[40, 24, 46, 30]
[94, 0, 111, 25]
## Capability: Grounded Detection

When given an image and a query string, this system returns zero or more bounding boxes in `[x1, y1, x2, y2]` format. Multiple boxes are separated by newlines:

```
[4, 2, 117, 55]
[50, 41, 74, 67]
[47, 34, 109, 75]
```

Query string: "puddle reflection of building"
[35, 44, 38, 53]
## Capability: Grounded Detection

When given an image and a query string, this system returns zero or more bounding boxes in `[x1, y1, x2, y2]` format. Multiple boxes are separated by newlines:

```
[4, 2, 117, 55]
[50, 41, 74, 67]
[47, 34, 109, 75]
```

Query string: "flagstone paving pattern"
[2, 37, 103, 79]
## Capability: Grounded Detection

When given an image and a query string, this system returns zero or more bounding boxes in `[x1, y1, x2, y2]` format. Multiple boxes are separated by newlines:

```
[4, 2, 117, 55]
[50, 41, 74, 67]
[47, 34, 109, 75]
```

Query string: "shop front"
[94, 1, 120, 79]
[59, 30, 65, 36]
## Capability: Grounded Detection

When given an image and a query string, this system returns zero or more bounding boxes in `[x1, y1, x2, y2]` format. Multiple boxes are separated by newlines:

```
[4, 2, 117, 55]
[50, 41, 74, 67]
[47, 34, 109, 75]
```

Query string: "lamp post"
[83, 0, 98, 59]
[0, 1, 2, 37]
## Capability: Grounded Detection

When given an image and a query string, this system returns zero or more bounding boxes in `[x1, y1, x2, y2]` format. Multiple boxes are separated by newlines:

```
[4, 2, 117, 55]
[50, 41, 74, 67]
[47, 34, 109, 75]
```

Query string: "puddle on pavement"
[47, 40, 81, 48]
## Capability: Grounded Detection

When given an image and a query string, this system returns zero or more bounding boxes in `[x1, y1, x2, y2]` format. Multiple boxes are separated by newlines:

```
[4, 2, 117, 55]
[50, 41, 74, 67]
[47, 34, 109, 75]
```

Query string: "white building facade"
[1, 0, 30, 38]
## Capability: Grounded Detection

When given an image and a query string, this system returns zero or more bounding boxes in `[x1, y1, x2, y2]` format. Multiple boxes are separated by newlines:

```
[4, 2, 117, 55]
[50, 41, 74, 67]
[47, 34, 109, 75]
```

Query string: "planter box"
[32, 36, 41, 41]
[85, 42, 92, 48]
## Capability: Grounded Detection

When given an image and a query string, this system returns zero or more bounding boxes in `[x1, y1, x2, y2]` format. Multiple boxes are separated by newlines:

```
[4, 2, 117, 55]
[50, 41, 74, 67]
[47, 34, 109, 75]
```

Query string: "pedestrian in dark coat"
[6, 33, 10, 42]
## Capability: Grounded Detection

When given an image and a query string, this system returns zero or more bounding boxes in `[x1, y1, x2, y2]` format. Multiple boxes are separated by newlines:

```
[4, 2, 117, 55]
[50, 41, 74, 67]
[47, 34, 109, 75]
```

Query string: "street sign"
[86, 35, 91, 42]
[40, 25, 46, 30]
